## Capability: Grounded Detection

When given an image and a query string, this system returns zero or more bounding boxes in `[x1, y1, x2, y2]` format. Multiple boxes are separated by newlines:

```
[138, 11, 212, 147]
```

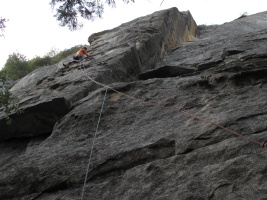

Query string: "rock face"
[0, 7, 267, 200]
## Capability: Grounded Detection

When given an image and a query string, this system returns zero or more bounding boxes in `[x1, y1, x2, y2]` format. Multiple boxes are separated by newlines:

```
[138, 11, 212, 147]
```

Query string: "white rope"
[80, 63, 108, 200]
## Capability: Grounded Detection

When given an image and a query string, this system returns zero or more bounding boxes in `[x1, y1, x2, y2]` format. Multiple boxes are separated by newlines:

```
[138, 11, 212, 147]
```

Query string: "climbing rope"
[80, 85, 108, 200]
[262, 140, 267, 150]
[80, 66, 267, 152]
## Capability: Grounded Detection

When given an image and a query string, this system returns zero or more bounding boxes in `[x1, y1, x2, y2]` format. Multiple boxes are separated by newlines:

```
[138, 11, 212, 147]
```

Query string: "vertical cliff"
[0, 7, 267, 200]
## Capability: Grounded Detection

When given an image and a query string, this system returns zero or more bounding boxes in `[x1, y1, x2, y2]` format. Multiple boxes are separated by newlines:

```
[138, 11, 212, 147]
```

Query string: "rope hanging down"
[80, 87, 108, 200]
[80, 66, 267, 152]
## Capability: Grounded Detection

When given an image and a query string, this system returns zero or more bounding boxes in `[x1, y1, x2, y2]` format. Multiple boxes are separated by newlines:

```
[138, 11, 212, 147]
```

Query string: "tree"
[46, 47, 60, 58]
[3, 52, 31, 79]
[0, 71, 20, 124]
[237, 12, 248, 19]
[1, 45, 84, 80]
[0, 17, 8, 37]
[29, 56, 53, 70]
[50, 0, 134, 30]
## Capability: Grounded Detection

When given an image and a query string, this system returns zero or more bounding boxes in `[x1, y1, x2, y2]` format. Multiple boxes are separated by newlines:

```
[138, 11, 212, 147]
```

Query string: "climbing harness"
[80, 70, 108, 200]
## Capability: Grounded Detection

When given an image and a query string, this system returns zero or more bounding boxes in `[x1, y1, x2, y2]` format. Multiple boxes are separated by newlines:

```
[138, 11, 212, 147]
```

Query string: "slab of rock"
[0, 7, 197, 140]
[0, 8, 267, 200]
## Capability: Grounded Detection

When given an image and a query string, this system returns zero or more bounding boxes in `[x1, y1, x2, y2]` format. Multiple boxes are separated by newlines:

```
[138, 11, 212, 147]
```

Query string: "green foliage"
[0, 71, 21, 124]
[29, 56, 53, 71]
[0, 17, 8, 37]
[46, 47, 59, 58]
[50, 0, 134, 30]
[0, 44, 85, 124]
[1, 44, 84, 81]
[2, 52, 31, 79]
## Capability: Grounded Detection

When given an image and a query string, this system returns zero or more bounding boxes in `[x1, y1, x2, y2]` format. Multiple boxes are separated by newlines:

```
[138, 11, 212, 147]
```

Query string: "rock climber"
[63, 47, 91, 67]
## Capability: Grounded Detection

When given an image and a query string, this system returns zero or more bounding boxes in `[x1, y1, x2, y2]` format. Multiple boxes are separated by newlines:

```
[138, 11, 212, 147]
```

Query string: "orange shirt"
[76, 49, 89, 56]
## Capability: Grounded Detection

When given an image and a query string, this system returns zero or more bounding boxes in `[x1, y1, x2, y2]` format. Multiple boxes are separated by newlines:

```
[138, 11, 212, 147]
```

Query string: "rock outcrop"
[0, 7, 267, 200]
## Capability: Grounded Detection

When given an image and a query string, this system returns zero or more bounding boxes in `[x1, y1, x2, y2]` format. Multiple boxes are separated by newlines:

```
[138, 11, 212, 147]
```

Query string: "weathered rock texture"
[0, 7, 267, 200]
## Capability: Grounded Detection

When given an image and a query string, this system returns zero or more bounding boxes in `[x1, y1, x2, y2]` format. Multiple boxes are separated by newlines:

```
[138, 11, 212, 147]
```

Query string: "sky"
[0, 0, 266, 69]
